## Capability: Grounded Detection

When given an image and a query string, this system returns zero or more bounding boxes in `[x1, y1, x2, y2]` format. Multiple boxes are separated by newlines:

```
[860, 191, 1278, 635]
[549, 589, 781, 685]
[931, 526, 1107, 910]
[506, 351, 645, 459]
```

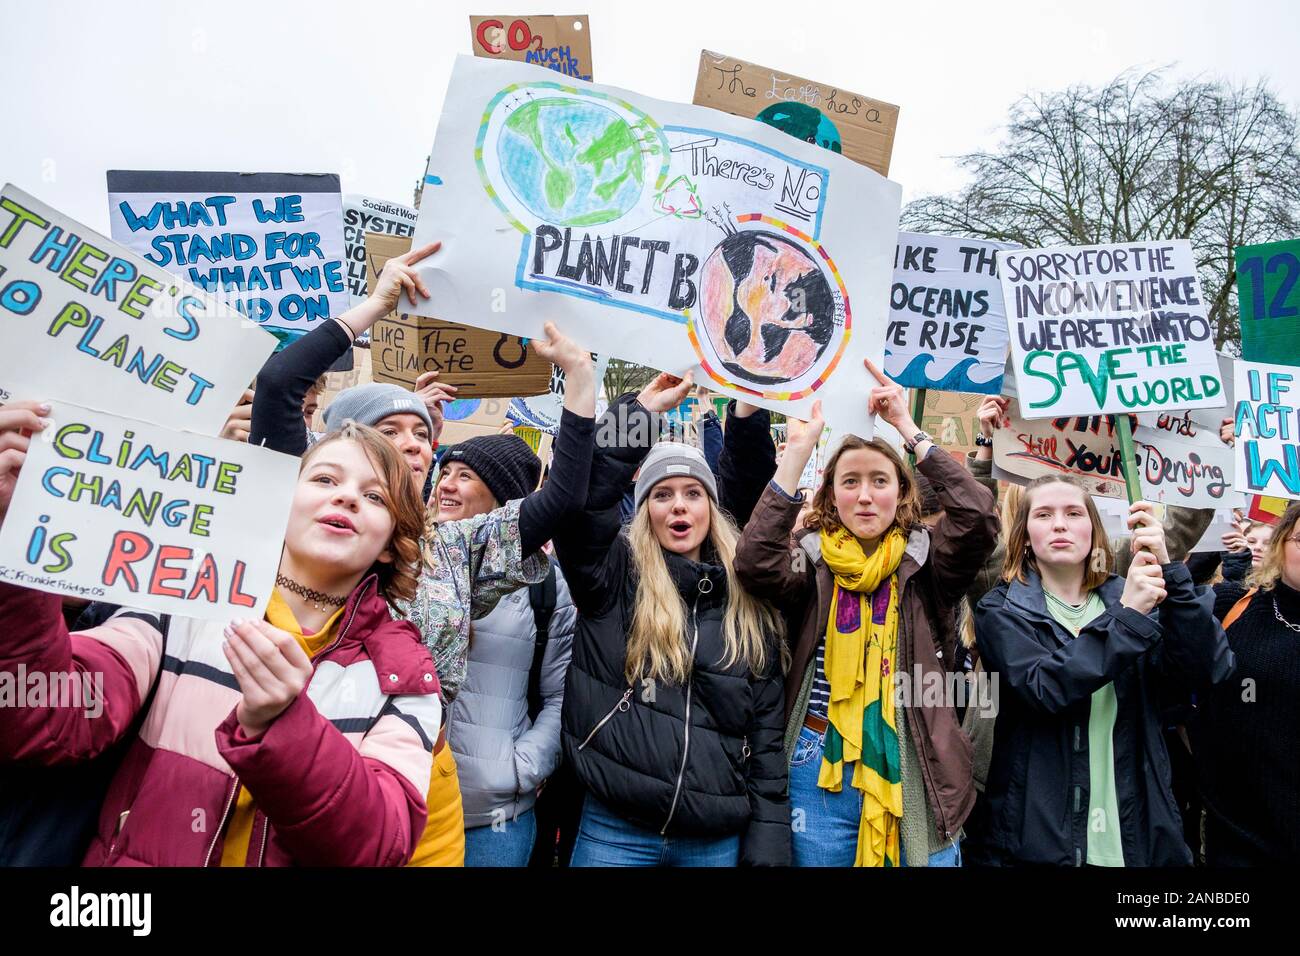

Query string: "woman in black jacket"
[554, 375, 790, 866]
[974, 475, 1234, 866]
[1196, 502, 1300, 865]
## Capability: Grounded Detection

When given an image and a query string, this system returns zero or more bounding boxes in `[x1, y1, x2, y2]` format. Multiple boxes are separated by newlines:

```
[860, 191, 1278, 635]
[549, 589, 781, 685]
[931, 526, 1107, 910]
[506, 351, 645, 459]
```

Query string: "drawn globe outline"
[687, 214, 851, 401]
[475, 82, 671, 235]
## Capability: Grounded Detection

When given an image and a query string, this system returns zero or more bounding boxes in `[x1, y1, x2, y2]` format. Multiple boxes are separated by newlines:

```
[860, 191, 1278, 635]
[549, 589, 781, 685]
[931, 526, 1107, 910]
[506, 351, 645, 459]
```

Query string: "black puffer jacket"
[554, 395, 789, 865]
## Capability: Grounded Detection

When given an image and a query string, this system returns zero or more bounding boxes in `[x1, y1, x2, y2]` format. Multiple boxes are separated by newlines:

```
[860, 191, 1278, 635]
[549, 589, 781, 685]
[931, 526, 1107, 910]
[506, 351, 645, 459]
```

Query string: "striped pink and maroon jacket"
[0, 576, 442, 866]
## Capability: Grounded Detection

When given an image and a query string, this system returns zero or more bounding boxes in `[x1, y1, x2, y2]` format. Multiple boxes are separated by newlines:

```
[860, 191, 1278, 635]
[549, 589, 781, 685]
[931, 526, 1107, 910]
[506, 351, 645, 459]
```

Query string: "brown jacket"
[734, 449, 1000, 842]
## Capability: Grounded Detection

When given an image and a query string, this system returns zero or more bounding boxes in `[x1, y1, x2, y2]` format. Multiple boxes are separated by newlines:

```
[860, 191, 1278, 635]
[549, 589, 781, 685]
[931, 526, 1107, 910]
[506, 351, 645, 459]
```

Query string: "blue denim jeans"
[570, 794, 740, 867]
[789, 725, 961, 867]
[463, 809, 537, 867]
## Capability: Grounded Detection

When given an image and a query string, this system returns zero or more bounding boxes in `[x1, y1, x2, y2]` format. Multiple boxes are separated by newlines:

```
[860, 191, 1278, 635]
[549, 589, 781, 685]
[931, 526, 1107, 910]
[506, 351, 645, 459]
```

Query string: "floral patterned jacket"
[396, 498, 549, 703]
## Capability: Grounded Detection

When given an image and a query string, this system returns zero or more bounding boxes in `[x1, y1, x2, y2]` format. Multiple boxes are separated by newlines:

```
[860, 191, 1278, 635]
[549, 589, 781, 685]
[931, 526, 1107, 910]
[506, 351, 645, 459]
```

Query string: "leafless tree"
[903, 69, 1300, 350]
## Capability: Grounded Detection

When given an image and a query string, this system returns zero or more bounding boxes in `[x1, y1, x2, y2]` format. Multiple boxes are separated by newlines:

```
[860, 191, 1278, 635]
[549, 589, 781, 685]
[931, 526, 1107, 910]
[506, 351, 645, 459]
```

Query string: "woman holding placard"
[974, 474, 1234, 866]
[250, 242, 600, 866]
[733, 360, 1000, 867]
[0, 410, 447, 866]
[1195, 502, 1300, 865]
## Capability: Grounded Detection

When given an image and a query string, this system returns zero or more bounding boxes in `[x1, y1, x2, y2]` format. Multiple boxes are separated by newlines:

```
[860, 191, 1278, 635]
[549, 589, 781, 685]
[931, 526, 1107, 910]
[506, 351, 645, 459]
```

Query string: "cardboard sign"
[469, 14, 593, 80]
[0, 402, 298, 619]
[1234, 359, 1300, 501]
[1001, 241, 1224, 419]
[920, 389, 984, 462]
[365, 233, 551, 396]
[0, 185, 275, 436]
[886, 233, 1018, 394]
[691, 50, 899, 177]
[343, 194, 418, 308]
[1235, 238, 1300, 363]
[413, 55, 901, 437]
[995, 397, 1233, 506]
[107, 171, 349, 351]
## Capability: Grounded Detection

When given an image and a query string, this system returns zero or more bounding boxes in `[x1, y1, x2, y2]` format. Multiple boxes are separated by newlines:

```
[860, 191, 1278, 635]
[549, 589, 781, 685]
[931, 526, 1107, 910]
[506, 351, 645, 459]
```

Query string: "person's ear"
[376, 548, 394, 566]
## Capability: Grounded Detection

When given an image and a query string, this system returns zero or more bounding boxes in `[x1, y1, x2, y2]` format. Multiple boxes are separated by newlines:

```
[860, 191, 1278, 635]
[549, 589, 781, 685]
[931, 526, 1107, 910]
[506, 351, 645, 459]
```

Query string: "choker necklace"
[276, 573, 349, 612]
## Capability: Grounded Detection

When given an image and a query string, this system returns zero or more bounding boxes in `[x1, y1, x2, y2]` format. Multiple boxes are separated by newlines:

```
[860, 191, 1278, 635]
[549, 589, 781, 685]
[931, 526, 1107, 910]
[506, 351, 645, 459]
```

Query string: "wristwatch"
[974, 434, 994, 448]
[903, 429, 933, 454]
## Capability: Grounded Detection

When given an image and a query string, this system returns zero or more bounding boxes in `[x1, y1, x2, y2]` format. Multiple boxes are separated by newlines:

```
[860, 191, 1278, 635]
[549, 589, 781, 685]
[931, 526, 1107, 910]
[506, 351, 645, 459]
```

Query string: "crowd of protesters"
[0, 241, 1292, 868]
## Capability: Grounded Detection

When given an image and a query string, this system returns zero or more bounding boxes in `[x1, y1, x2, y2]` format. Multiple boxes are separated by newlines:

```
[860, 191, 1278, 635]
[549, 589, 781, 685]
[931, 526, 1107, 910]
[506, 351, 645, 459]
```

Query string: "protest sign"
[994, 397, 1232, 507]
[1234, 359, 1300, 501]
[0, 402, 298, 620]
[885, 234, 1017, 394]
[412, 55, 901, 436]
[107, 171, 349, 350]
[343, 193, 418, 308]
[691, 51, 899, 177]
[920, 389, 984, 463]
[1235, 238, 1300, 364]
[470, 14, 593, 79]
[1247, 493, 1289, 525]
[438, 396, 511, 446]
[1001, 241, 1224, 419]
[0, 185, 275, 436]
[365, 233, 551, 396]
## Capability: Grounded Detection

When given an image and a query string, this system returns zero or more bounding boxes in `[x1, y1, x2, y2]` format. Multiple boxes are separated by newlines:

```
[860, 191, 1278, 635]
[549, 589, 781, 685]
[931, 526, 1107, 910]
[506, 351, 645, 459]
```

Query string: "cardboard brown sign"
[692, 50, 899, 177]
[365, 233, 552, 397]
[469, 14, 593, 80]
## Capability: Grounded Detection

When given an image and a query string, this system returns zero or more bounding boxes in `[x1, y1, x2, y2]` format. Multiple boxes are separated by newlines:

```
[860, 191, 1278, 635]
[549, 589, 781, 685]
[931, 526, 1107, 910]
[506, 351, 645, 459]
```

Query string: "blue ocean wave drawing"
[885, 351, 1003, 395]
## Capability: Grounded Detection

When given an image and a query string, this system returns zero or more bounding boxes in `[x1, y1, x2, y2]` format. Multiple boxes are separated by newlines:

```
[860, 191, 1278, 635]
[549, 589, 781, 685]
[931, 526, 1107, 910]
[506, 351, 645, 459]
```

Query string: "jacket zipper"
[661, 581, 707, 835]
[203, 778, 240, 867]
[205, 585, 369, 868]
[257, 817, 270, 867]
[578, 687, 633, 750]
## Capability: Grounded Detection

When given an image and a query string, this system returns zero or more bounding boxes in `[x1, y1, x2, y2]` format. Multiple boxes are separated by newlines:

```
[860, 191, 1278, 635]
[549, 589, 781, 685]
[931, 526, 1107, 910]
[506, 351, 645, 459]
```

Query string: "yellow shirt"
[219, 590, 342, 867]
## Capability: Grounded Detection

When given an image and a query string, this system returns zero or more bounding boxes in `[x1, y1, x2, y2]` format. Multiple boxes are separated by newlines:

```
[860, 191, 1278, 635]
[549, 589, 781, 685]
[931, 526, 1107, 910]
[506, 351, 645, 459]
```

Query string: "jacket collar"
[797, 524, 930, 575]
[340, 575, 440, 697]
[1003, 567, 1125, 624]
[662, 545, 727, 607]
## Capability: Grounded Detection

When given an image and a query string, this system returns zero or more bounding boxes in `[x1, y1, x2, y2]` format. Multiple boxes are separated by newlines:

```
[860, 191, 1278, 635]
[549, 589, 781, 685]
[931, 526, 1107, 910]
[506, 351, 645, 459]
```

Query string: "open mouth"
[318, 513, 357, 534]
[668, 520, 693, 536]
[438, 497, 462, 511]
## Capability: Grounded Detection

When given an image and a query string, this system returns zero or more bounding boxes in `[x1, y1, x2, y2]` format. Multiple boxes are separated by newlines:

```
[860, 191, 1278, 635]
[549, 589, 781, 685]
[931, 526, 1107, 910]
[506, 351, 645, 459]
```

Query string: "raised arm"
[0, 585, 163, 763]
[517, 324, 596, 554]
[717, 400, 776, 530]
[250, 241, 443, 455]
[734, 401, 820, 609]
[554, 374, 694, 618]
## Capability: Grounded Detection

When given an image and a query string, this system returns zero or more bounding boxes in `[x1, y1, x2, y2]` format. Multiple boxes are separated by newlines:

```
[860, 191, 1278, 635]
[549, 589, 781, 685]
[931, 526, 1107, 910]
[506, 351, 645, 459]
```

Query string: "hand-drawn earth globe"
[699, 230, 837, 384]
[497, 97, 645, 227]
[756, 101, 842, 154]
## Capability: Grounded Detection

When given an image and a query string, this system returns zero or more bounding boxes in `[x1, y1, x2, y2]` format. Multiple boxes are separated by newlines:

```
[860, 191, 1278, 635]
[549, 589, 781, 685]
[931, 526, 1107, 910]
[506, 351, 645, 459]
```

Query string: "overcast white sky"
[2, 0, 1298, 232]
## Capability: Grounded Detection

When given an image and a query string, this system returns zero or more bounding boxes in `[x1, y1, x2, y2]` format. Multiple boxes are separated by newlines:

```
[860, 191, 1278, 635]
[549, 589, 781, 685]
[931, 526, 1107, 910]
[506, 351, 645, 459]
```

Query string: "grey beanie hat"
[634, 441, 718, 511]
[323, 383, 434, 436]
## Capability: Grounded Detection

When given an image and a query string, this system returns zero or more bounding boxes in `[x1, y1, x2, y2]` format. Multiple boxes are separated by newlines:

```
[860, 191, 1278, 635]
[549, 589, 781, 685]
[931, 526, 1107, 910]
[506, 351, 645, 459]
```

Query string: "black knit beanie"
[440, 434, 541, 505]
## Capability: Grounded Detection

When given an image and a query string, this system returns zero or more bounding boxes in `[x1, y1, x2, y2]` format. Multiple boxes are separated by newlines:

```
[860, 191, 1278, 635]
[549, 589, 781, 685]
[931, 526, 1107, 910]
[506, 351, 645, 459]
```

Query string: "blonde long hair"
[625, 498, 780, 685]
